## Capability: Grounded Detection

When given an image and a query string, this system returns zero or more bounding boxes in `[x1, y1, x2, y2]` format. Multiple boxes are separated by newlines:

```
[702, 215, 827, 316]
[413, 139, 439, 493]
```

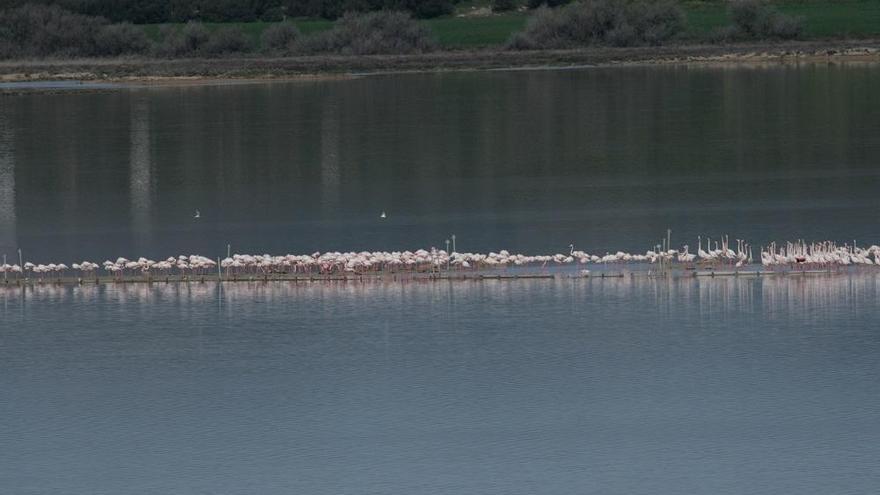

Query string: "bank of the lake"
[1, 39, 879, 85]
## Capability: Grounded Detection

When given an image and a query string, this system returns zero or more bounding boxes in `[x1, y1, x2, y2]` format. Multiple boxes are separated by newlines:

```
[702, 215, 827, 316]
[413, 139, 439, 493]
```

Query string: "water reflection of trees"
[0, 110, 15, 258]
[3, 65, 880, 258]
[130, 98, 153, 253]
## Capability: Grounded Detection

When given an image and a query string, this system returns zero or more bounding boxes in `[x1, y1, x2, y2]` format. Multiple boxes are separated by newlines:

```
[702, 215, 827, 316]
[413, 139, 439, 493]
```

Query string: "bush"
[508, 0, 684, 49]
[94, 22, 150, 56]
[154, 23, 251, 57]
[493, 0, 518, 12]
[0, 3, 106, 57]
[765, 12, 801, 39]
[295, 10, 437, 55]
[0, 40, 19, 59]
[506, 7, 571, 49]
[261, 22, 301, 52]
[708, 24, 740, 43]
[628, 0, 686, 45]
[718, 0, 802, 40]
[202, 26, 250, 55]
[153, 21, 209, 57]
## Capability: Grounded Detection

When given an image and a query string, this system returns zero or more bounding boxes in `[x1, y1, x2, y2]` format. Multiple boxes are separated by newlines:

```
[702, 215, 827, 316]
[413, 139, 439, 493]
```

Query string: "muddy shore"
[1, 39, 878, 87]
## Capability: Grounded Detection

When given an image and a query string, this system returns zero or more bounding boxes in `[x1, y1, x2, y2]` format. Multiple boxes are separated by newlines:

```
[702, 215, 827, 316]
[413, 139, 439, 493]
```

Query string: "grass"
[143, 14, 525, 49]
[680, 1, 729, 38]
[142, 19, 334, 44]
[139, 1, 880, 52]
[426, 13, 527, 47]
[780, 0, 880, 38]
[683, 0, 880, 39]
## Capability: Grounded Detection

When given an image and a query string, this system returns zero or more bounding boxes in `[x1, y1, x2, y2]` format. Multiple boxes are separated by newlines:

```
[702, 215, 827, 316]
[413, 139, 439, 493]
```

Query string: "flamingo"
[9, 234, 880, 285]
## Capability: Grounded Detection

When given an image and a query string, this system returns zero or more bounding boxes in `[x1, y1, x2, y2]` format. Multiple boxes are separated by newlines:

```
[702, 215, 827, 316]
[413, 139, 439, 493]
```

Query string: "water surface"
[2, 64, 880, 494]
[2, 276, 880, 494]
[1, 64, 879, 261]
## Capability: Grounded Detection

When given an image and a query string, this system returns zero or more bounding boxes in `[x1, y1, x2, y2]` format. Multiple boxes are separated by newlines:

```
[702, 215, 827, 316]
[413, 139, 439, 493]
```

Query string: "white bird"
[380, 211, 386, 219]
[194, 210, 201, 219]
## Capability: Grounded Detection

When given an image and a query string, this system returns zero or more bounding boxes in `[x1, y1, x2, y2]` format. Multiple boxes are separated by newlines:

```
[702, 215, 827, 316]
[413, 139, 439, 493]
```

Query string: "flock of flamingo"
[3, 236, 880, 282]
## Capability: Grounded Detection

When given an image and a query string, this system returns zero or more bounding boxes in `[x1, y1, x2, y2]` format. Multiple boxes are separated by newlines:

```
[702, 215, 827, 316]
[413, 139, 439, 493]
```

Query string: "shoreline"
[1, 39, 879, 88]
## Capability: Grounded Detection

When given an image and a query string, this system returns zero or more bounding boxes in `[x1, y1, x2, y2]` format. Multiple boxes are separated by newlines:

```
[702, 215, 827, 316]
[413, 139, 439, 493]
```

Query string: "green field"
[143, 1, 880, 50]
[426, 14, 528, 47]
[683, 0, 880, 39]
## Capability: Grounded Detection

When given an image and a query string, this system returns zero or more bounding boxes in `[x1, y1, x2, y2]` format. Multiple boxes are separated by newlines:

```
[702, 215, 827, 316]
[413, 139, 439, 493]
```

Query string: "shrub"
[506, 7, 572, 49]
[295, 10, 437, 55]
[261, 22, 301, 52]
[260, 6, 286, 22]
[628, 0, 686, 45]
[708, 24, 740, 43]
[0, 40, 19, 59]
[203, 26, 250, 55]
[729, 0, 763, 36]
[765, 12, 801, 39]
[94, 23, 150, 56]
[154, 23, 250, 57]
[508, 0, 684, 49]
[0, 3, 106, 57]
[493, 0, 518, 12]
[153, 21, 209, 57]
[720, 0, 802, 40]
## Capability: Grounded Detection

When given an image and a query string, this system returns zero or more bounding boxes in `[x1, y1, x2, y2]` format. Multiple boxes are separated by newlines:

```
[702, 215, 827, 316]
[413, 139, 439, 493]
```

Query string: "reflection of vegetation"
[7, 64, 876, 255]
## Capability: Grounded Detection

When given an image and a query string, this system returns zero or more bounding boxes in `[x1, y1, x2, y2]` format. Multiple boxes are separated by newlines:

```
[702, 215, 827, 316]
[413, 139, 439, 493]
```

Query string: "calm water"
[3, 277, 880, 494]
[1, 64, 880, 260]
[2, 64, 880, 494]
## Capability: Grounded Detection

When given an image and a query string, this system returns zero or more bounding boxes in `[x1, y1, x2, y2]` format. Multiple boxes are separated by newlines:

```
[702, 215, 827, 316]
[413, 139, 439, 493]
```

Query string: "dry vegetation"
[0, 1, 832, 63]
[0, 4, 436, 59]
[507, 0, 685, 49]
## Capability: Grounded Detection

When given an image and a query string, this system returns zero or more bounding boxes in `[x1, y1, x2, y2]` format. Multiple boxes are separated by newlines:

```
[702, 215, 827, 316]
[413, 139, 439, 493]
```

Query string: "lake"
[2, 64, 880, 494]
